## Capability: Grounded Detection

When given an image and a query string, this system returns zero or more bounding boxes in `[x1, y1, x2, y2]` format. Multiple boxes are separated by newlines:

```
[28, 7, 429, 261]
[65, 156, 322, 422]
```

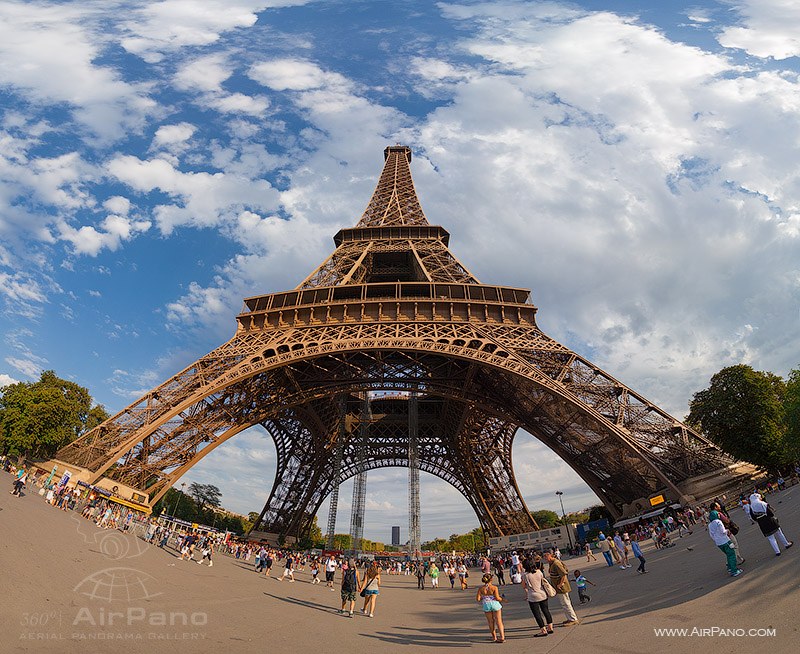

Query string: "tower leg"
[349, 393, 370, 553]
[408, 392, 421, 559]
[326, 395, 347, 550]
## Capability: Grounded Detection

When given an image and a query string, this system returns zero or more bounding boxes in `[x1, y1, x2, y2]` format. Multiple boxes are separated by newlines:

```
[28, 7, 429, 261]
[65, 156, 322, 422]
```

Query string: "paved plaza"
[2, 472, 799, 654]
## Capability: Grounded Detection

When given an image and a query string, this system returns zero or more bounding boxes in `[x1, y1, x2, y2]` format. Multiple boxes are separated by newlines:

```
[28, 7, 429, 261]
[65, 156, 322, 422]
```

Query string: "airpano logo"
[73, 607, 207, 627]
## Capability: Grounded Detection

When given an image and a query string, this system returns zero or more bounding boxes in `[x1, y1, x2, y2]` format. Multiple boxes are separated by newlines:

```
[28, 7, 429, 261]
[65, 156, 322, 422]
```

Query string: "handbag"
[359, 589, 366, 597]
[728, 520, 739, 536]
[541, 578, 557, 598]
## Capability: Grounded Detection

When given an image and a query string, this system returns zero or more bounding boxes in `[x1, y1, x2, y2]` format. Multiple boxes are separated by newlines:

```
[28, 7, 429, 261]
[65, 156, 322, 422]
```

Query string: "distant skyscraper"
[391, 526, 400, 546]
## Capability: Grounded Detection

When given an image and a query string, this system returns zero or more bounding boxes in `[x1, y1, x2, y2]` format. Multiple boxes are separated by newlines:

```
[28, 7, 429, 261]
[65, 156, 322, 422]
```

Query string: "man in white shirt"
[709, 510, 742, 577]
[325, 556, 338, 590]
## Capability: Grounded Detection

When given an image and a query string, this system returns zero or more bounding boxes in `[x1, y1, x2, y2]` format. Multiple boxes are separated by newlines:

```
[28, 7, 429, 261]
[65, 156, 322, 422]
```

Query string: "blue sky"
[2, 0, 800, 542]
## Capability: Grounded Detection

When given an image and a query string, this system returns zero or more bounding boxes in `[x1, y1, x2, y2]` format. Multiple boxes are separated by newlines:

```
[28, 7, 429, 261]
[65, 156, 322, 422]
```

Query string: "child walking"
[573, 570, 595, 604]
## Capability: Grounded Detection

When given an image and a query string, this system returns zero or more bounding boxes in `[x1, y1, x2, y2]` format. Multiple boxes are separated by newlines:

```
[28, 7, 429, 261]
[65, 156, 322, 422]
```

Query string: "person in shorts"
[278, 555, 295, 582]
[325, 556, 337, 590]
[476, 573, 505, 642]
[359, 561, 381, 617]
[340, 559, 360, 617]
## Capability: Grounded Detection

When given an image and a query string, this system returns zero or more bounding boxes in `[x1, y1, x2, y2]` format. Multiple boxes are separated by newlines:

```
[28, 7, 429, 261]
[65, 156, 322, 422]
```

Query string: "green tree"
[332, 534, 352, 550]
[531, 509, 560, 529]
[0, 370, 108, 458]
[588, 505, 614, 524]
[297, 515, 325, 550]
[688, 364, 788, 470]
[187, 482, 222, 511]
[785, 368, 800, 461]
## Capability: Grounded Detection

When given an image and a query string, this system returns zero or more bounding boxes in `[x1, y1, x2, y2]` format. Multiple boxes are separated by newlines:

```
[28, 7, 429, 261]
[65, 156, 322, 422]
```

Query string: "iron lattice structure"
[57, 145, 742, 543]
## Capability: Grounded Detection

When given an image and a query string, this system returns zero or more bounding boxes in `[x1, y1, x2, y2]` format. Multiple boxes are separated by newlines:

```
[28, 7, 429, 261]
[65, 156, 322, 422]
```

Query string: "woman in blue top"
[476, 573, 505, 643]
[630, 539, 646, 573]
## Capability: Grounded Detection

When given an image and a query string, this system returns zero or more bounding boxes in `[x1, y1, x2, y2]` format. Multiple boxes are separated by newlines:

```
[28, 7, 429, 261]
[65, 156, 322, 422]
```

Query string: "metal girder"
[55, 144, 742, 542]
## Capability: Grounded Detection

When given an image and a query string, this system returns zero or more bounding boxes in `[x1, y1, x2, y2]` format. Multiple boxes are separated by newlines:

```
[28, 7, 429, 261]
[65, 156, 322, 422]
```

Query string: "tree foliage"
[153, 487, 245, 534]
[785, 368, 800, 459]
[588, 505, 614, 524]
[0, 370, 108, 458]
[531, 509, 560, 529]
[187, 482, 222, 510]
[688, 364, 788, 470]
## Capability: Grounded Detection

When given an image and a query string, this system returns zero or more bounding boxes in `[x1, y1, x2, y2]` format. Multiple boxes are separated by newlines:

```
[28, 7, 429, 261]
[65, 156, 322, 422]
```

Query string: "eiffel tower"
[54, 145, 750, 544]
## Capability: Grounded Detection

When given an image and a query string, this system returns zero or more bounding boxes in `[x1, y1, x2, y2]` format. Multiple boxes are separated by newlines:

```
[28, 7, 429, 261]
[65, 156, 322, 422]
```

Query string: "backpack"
[343, 569, 357, 592]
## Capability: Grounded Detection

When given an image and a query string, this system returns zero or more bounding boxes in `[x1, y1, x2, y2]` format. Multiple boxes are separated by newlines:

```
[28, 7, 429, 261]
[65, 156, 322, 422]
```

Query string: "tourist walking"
[613, 531, 630, 569]
[543, 551, 579, 625]
[494, 558, 506, 585]
[340, 559, 360, 617]
[325, 555, 337, 589]
[597, 534, 613, 566]
[476, 573, 505, 643]
[749, 492, 794, 556]
[630, 539, 646, 573]
[584, 542, 597, 562]
[711, 500, 745, 565]
[198, 545, 213, 567]
[264, 550, 274, 577]
[359, 561, 381, 617]
[416, 561, 426, 589]
[429, 562, 440, 588]
[521, 560, 553, 637]
[278, 554, 295, 582]
[11, 466, 27, 496]
[458, 561, 469, 589]
[708, 509, 742, 577]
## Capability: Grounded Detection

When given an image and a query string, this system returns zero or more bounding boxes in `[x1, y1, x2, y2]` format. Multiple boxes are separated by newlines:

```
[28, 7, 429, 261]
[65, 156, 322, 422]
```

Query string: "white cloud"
[0, 373, 18, 387]
[0, 272, 47, 304]
[249, 58, 340, 91]
[403, 0, 800, 415]
[5, 356, 44, 379]
[174, 53, 233, 92]
[59, 214, 151, 257]
[153, 122, 197, 146]
[120, 1, 261, 63]
[103, 196, 131, 215]
[209, 93, 270, 116]
[108, 155, 281, 235]
[0, 2, 155, 140]
[718, 0, 800, 59]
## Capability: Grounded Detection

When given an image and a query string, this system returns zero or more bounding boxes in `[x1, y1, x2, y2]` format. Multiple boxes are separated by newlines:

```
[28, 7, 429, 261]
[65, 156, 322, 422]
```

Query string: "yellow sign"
[649, 495, 666, 507]
[192, 523, 199, 529]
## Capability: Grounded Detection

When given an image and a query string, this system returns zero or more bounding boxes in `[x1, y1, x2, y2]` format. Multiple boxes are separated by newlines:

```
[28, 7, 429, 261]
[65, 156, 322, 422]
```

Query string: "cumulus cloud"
[718, 0, 800, 59]
[153, 122, 197, 146]
[249, 58, 342, 91]
[107, 155, 281, 235]
[0, 373, 18, 387]
[0, 2, 155, 140]
[103, 196, 131, 215]
[59, 214, 151, 257]
[174, 53, 233, 92]
[120, 1, 262, 63]
[404, 0, 800, 415]
[209, 93, 270, 116]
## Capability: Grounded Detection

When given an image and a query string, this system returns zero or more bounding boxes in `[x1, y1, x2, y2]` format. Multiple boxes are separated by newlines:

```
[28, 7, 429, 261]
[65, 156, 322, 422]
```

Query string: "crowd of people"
[4, 456, 799, 642]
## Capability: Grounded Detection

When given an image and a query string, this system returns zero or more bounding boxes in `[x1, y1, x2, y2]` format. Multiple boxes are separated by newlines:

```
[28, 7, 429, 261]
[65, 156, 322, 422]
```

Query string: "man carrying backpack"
[340, 559, 361, 617]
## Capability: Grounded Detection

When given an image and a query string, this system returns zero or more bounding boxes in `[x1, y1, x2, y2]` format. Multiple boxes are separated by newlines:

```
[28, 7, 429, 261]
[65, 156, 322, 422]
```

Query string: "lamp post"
[172, 482, 186, 520]
[555, 491, 574, 550]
